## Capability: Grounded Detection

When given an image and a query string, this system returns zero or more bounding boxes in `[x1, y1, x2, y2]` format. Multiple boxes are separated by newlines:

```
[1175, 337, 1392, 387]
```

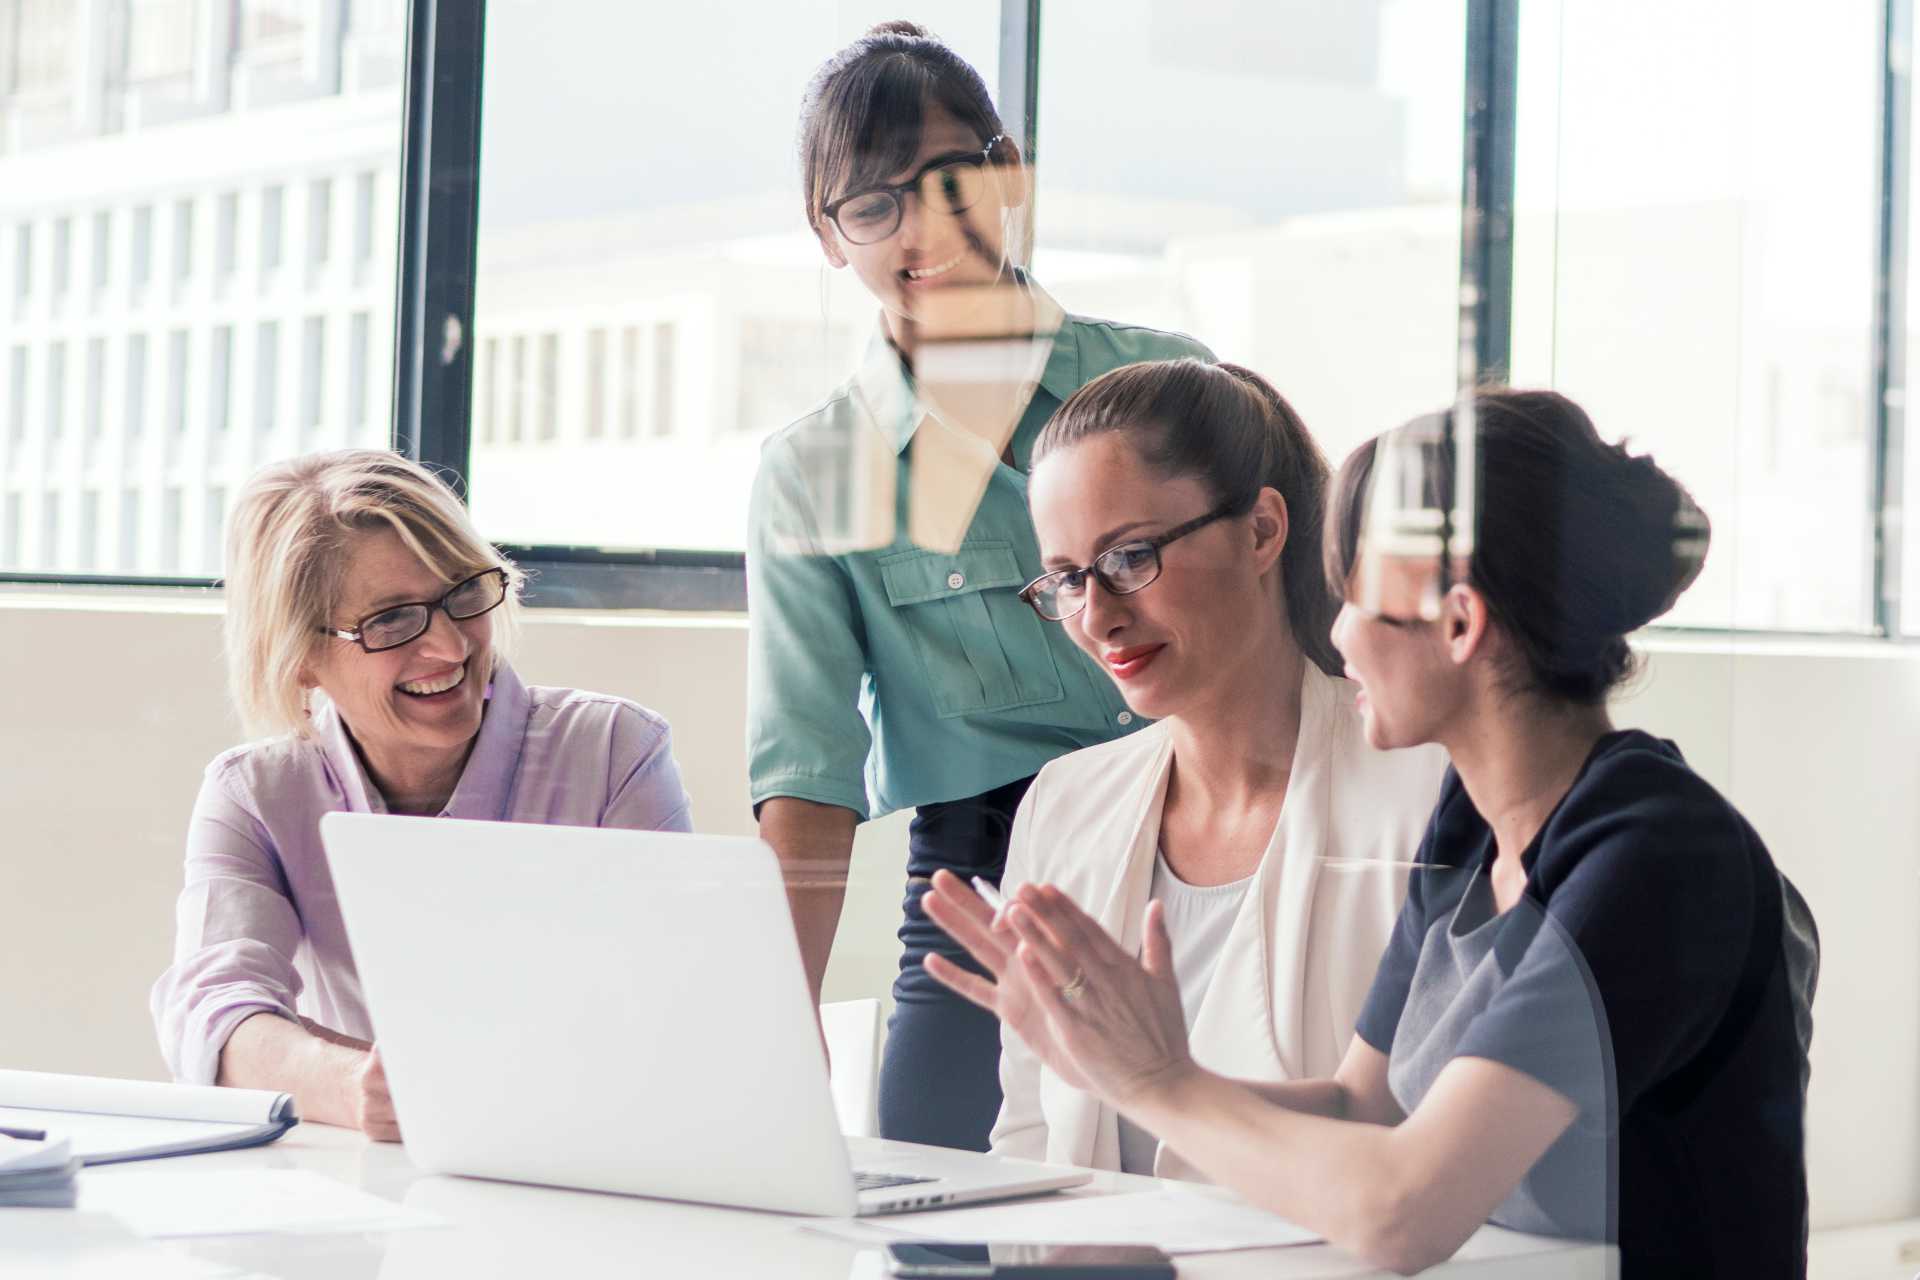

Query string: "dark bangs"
[799, 29, 1005, 225]
[1323, 435, 1379, 601]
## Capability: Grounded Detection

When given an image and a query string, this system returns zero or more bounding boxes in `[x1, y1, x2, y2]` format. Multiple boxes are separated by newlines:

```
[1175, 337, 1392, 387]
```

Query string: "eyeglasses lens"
[361, 606, 430, 652]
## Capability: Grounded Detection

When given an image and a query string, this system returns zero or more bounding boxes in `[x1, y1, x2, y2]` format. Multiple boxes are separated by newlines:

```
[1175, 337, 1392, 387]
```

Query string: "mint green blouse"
[746, 287, 1212, 819]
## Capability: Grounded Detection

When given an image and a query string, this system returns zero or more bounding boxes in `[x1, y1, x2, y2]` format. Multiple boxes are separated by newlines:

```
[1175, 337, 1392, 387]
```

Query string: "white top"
[1118, 850, 1257, 1174]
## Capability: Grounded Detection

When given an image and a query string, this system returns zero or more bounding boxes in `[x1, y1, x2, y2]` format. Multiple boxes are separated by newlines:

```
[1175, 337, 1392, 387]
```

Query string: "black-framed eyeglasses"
[1018, 503, 1239, 622]
[319, 568, 510, 654]
[822, 134, 1007, 246]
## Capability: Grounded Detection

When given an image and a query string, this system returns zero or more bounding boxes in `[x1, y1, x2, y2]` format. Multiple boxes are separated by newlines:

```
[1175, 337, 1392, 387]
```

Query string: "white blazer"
[988, 665, 1448, 1180]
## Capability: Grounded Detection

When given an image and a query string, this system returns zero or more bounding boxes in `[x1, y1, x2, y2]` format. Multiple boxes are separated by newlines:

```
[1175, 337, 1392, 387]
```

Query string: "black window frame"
[1, 0, 1908, 640]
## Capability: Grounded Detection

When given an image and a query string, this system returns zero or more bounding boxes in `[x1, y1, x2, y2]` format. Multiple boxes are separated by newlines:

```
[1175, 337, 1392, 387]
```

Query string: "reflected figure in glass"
[745, 21, 1213, 1150]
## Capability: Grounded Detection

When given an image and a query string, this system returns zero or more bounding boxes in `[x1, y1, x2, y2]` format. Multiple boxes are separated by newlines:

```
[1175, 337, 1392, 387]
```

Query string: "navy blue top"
[1355, 730, 1817, 1277]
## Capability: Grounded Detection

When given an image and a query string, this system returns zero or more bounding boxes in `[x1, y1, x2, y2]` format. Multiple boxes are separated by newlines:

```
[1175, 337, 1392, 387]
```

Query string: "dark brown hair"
[1324, 388, 1710, 704]
[797, 21, 1009, 230]
[1033, 358, 1342, 676]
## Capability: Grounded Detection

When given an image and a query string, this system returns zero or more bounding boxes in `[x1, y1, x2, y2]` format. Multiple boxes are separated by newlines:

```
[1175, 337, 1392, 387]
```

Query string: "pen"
[970, 875, 1008, 924]
[0, 1125, 46, 1142]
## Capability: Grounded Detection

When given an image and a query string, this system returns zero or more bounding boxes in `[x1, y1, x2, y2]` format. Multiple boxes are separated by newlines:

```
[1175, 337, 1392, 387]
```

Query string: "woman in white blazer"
[927, 359, 1446, 1179]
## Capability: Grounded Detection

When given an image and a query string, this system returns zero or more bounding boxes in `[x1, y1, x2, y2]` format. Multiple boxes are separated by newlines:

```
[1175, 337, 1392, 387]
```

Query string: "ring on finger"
[1059, 969, 1088, 1003]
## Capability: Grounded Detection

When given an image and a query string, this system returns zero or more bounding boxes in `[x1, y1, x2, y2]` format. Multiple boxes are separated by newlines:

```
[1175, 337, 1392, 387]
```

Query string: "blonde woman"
[151, 450, 692, 1139]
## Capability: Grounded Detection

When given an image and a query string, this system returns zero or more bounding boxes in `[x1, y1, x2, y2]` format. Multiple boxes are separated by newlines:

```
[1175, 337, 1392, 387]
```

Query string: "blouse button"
[1116, 711, 1134, 726]
[947, 571, 966, 590]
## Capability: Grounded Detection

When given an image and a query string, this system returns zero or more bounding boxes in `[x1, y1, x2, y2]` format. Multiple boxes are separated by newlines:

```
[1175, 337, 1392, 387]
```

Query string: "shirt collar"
[853, 275, 1074, 456]
[312, 659, 529, 821]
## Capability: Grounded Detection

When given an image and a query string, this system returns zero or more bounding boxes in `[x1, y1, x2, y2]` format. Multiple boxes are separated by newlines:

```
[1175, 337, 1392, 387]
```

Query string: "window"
[50, 216, 68, 299]
[130, 204, 153, 297]
[301, 314, 324, 432]
[1, 492, 18, 567]
[347, 310, 369, 435]
[464, 2, 1000, 551]
[216, 193, 239, 281]
[83, 336, 103, 439]
[209, 324, 232, 435]
[43, 340, 62, 438]
[7, 344, 25, 446]
[11, 0, 72, 97]
[585, 328, 606, 439]
[1036, 0, 1464, 472]
[161, 484, 182, 572]
[166, 328, 188, 434]
[259, 185, 284, 277]
[651, 321, 674, 440]
[307, 178, 331, 269]
[89, 210, 108, 296]
[11, 224, 30, 311]
[122, 0, 199, 86]
[202, 485, 225, 574]
[117, 488, 141, 572]
[536, 332, 558, 441]
[352, 170, 375, 276]
[78, 489, 98, 571]
[39, 491, 59, 568]
[123, 334, 148, 438]
[1509, 0, 1879, 631]
[254, 320, 278, 434]
[171, 198, 193, 287]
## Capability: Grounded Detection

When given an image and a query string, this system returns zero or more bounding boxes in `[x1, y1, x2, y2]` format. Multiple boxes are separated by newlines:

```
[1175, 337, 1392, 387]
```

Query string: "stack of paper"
[0, 1134, 81, 1208]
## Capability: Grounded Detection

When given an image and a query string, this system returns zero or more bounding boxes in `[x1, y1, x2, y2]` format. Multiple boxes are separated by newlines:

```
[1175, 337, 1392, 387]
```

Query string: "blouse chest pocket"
[879, 541, 1064, 719]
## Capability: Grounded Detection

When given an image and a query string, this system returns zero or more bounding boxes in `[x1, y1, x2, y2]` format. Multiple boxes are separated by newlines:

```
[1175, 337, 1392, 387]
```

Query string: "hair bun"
[1590, 447, 1710, 635]
[866, 19, 932, 39]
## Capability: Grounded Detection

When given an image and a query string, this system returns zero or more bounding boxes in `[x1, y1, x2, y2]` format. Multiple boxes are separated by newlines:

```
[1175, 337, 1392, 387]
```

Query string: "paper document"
[0, 1070, 295, 1165]
[859, 1187, 1320, 1255]
[0, 1134, 80, 1207]
[80, 1169, 445, 1238]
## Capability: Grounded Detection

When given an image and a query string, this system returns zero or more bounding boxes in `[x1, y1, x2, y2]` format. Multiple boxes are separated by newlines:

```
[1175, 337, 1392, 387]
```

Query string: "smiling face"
[815, 102, 1011, 330]
[1329, 592, 1469, 751]
[1028, 434, 1288, 723]
[304, 527, 493, 766]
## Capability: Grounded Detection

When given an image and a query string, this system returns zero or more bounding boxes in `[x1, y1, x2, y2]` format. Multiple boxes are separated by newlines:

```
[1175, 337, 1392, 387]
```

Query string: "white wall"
[1, 590, 1915, 1234]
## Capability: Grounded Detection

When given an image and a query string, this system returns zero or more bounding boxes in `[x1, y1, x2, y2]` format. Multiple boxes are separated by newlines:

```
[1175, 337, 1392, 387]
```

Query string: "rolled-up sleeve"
[149, 763, 306, 1085]
[745, 434, 874, 819]
[601, 708, 694, 833]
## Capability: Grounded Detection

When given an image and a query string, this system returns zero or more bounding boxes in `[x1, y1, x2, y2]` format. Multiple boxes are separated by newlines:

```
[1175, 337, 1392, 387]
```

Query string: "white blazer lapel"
[1265, 667, 1335, 1080]
[1053, 731, 1173, 1171]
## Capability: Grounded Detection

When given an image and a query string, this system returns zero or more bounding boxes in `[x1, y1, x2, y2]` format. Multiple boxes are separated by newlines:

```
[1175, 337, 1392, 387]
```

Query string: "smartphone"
[884, 1240, 1176, 1279]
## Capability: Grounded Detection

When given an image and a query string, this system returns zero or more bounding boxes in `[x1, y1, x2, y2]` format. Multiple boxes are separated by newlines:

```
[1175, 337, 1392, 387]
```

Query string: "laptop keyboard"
[853, 1170, 939, 1192]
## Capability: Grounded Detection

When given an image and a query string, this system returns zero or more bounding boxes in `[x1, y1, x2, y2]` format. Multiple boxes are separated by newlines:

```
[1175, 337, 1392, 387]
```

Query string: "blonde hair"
[223, 449, 524, 738]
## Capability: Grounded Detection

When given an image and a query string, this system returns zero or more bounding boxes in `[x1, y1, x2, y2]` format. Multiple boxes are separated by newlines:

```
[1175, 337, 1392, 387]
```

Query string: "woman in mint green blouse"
[746, 20, 1211, 1150]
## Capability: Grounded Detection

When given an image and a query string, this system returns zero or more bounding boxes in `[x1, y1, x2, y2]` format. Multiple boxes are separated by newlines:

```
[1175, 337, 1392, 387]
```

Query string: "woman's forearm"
[217, 1011, 359, 1127]
[1123, 1067, 1469, 1274]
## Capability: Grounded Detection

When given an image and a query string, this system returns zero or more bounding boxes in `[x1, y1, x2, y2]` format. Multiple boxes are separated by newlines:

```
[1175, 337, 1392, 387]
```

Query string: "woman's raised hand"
[923, 873, 1196, 1109]
[921, 870, 1091, 1093]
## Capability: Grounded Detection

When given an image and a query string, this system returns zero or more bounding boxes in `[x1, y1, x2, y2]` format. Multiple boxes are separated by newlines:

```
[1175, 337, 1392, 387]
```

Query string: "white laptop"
[319, 813, 1090, 1217]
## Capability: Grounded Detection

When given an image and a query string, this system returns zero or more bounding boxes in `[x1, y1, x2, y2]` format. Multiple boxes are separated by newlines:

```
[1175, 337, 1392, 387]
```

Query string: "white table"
[6, 1124, 1615, 1278]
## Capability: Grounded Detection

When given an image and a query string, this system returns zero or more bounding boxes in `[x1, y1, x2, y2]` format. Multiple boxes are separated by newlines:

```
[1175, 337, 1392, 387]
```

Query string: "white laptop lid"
[320, 813, 859, 1216]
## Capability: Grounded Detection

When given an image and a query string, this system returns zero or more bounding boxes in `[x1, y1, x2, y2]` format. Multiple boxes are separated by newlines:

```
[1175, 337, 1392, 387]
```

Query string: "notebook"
[0, 1071, 297, 1166]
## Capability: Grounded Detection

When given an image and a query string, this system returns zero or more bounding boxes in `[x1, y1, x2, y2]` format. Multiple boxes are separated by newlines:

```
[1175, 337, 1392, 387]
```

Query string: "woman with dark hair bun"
[923, 387, 1819, 1276]
[745, 21, 1213, 1150]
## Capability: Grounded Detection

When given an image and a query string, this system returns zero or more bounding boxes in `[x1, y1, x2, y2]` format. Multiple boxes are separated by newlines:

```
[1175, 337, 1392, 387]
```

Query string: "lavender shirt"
[151, 662, 693, 1084]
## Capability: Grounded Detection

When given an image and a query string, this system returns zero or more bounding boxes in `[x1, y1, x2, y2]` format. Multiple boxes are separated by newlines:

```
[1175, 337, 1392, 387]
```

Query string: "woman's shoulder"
[196, 734, 328, 818]
[1062, 312, 1216, 369]
[1024, 722, 1171, 829]
[521, 684, 674, 761]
